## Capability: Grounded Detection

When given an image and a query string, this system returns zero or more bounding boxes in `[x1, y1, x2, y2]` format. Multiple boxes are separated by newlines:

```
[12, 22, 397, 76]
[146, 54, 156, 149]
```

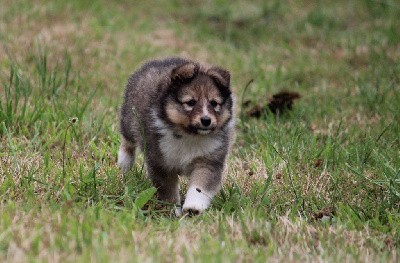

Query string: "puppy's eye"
[210, 100, 219, 107]
[185, 99, 196, 107]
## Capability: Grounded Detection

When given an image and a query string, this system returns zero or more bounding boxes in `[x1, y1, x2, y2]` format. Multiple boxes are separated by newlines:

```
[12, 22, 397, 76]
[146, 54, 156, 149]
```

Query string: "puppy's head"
[162, 62, 233, 135]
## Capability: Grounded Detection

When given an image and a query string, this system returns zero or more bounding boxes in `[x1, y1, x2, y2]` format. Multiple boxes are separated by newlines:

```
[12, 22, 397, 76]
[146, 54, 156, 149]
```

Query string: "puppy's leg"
[183, 163, 223, 215]
[117, 137, 136, 173]
[147, 162, 181, 216]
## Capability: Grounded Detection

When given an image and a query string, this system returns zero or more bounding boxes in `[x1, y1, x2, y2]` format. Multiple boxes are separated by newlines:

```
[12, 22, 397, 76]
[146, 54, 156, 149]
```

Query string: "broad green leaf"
[134, 187, 157, 209]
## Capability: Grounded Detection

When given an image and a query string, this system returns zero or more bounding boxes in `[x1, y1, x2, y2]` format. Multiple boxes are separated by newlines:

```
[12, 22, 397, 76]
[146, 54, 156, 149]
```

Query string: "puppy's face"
[163, 63, 232, 135]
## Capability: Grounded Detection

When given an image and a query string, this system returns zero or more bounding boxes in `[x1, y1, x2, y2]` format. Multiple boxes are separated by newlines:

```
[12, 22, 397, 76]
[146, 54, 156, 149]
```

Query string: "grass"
[1, 0, 399, 262]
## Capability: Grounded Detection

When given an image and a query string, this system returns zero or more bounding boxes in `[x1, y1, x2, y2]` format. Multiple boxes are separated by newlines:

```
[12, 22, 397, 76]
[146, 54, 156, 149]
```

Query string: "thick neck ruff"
[151, 110, 224, 170]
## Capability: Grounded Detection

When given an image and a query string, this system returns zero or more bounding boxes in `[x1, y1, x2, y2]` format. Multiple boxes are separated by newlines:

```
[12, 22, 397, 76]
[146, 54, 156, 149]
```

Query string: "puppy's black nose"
[200, 116, 211, 127]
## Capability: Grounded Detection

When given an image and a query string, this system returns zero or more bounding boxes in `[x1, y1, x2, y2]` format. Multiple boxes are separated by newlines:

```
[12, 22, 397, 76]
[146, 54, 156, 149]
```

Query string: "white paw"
[117, 147, 134, 173]
[182, 187, 212, 215]
[174, 206, 183, 217]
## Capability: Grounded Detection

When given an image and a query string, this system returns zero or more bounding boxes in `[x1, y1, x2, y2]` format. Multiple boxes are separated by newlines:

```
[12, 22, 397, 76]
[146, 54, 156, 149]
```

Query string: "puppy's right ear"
[171, 63, 199, 82]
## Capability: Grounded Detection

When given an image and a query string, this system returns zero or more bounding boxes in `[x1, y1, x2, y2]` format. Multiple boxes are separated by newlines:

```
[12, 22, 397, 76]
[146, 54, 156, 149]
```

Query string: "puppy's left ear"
[207, 67, 231, 96]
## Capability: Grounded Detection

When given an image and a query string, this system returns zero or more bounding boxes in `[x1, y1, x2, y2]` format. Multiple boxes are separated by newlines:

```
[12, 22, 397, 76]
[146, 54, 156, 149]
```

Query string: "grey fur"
[118, 57, 235, 215]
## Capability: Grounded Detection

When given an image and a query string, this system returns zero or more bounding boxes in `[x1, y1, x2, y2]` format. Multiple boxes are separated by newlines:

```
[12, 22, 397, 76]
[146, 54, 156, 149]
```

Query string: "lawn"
[1, 0, 399, 262]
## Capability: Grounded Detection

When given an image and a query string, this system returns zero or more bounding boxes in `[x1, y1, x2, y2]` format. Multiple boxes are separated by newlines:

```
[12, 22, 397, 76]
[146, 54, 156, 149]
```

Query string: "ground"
[1, 0, 399, 262]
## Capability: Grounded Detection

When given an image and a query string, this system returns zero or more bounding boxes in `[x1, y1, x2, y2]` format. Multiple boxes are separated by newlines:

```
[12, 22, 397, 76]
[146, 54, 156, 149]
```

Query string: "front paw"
[182, 187, 211, 215]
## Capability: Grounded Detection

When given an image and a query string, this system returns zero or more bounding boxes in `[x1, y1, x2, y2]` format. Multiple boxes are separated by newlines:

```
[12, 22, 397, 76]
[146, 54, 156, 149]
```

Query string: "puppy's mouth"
[197, 128, 212, 135]
[187, 125, 214, 135]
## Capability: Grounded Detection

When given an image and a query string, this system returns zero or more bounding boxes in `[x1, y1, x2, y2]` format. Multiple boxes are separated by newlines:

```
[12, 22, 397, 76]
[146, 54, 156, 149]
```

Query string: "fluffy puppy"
[118, 57, 234, 215]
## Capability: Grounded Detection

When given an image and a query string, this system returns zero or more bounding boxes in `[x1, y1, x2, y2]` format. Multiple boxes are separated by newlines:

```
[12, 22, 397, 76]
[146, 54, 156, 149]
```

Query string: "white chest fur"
[159, 130, 222, 169]
[152, 113, 222, 170]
